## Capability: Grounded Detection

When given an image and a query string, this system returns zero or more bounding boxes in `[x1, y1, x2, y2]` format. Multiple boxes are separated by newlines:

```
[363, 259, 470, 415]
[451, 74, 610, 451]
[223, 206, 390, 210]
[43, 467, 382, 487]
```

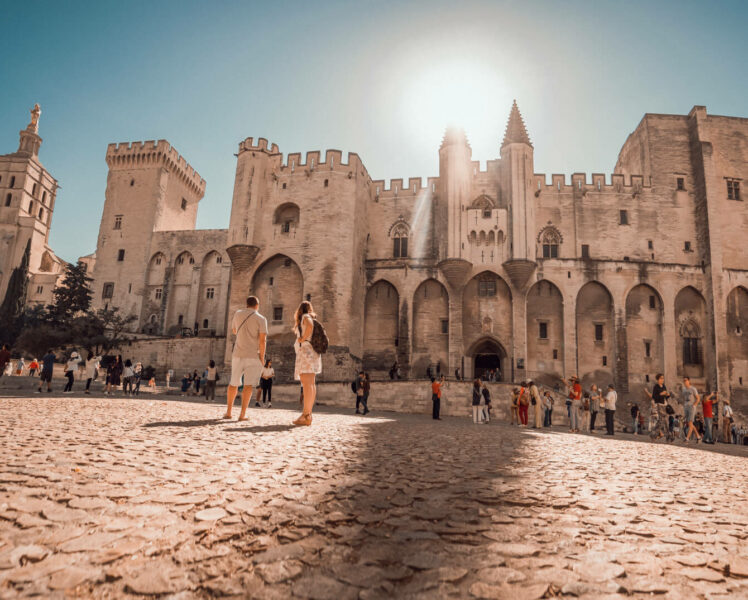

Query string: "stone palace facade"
[76, 103, 747, 396]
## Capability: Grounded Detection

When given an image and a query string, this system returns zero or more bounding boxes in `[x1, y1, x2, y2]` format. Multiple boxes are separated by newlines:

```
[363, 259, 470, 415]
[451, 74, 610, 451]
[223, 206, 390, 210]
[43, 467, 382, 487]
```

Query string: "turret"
[437, 127, 472, 260]
[500, 101, 537, 289]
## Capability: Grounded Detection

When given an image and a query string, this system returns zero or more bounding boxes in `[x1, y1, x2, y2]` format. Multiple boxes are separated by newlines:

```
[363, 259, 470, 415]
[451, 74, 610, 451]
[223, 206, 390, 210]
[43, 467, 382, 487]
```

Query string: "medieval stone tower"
[91, 141, 207, 330]
[0, 104, 64, 308]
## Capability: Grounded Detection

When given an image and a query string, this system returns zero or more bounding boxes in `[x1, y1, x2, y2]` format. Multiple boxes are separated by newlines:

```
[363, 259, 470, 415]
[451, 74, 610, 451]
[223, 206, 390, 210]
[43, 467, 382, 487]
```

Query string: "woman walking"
[481, 383, 491, 423]
[63, 352, 79, 393]
[105, 355, 123, 395]
[472, 379, 483, 424]
[518, 382, 529, 426]
[84, 352, 100, 394]
[204, 360, 218, 401]
[260, 359, 274, 407]
[589, 384, 601, 432]
[292, 301, 322, 426]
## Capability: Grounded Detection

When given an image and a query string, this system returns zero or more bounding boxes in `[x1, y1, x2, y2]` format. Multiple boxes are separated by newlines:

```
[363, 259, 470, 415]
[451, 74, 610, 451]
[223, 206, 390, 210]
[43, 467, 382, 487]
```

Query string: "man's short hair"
[246, 296, 259, 308]
[656, 373, 664, 380]
[684, 376, 690, 382]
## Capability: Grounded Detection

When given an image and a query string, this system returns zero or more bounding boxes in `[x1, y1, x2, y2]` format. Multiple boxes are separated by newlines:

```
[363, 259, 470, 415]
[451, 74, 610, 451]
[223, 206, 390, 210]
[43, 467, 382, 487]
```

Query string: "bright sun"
[398, 59, 510, 145]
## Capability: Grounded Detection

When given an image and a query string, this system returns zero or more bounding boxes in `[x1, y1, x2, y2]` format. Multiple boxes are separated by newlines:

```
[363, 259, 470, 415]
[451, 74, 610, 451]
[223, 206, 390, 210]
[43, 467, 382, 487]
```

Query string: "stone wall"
[116, 337, 226, 377]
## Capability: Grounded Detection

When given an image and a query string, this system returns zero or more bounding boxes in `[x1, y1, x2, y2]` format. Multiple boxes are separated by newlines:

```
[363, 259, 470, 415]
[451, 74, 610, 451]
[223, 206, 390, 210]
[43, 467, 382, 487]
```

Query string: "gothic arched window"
[538, 226, 562, 259]
[680, 319, 702, 365]
[391, 222, 409, 258]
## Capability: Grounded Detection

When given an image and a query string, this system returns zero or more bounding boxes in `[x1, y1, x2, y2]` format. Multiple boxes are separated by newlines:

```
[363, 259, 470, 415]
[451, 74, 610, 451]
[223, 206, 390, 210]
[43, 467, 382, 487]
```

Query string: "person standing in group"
[361, 372, 371, 415]
[63, 352, 79, 393]
[0, 344, 11, 379]
[204, 360, 218, 401]
[722, 398, 733, 444]
[15, 357, 25, 376]
[431, 376, 442, 420]
[517, 382, 529, 427]
[510, 387, 520, 425]
[122, 359, 135, 395]
[630, 402, 640, 434]
[529, 380, 542, 429]
[471, 379, 483, 424]
[36, 349, 55, 394]
[28, 358, 39, 378]
[481, 383, 491, 423]
[566, 376, 582, 433]
[650, 373, 671, 441]
[259, 359, 274, 408]
[543, 391, 554, 426]
[191, 369, 201, 396]
[589, 384, 601, 433]
[225, 296, 267, 422]
[702, 391, 717, 444]
[582, 392, 591, 433]
[133, 362, 143, 396]
[604, 384, 617, 435]
[105, 355, 123, 395]
[84, 352, 100, 394]
[355, 371, 366, 414]
[292, 300, 323, 426]
[682, 376, 701, 443]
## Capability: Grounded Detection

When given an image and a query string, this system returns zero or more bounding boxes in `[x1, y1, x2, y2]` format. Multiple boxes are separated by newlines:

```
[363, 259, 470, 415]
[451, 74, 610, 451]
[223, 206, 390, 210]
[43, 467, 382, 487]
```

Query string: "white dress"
[294, 314, 322, 380]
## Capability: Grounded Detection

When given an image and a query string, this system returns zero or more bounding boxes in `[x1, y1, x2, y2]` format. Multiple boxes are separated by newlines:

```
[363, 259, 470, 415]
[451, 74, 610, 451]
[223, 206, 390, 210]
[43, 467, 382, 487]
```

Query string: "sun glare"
[399, 59, 510, 148]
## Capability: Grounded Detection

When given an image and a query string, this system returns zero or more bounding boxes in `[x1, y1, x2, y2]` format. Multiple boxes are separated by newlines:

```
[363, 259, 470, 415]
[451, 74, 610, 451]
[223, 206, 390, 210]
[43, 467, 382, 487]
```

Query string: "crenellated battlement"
[238, 137, 280, 154]
[106, 139, 206, 196]
[532, 172, 651, 194]
[370, 176, 440, 198]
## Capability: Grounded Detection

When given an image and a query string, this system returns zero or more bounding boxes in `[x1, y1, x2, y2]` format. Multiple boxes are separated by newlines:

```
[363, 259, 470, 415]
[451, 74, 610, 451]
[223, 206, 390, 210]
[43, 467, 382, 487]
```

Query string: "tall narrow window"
[117, 249, 125, 261]
[540, 226, 561, 259]
[441, 319, 449, 334]
[4, 194, 10, 207]
[114, 215, 123, 230]
[273, 306, 283, 321]
[205, 287, 215, 299]
[155, 256, 162, 265]
[727, 179, 741, 201]
[32, 183, 37, 195]
[102, 282, 114, 299]
[645, 341, 651, 357]
[10, 176, 15, 188]
[203, 319, 209, 329]
[181, 198, 187, 210]
[178, 315, 184, 325]
[684, 241, 692, 252]
[538, 322, 548, 339]
[155, 288, 162, 300]
[581, 244, 590, 259]
[676, 177, 685, 191]
[649, 295, 656, 309]
[392, 223, 409, 258]
[594, 323, 604, 341]
[619, 210, 628, 225]
[683, 337, 701, 365]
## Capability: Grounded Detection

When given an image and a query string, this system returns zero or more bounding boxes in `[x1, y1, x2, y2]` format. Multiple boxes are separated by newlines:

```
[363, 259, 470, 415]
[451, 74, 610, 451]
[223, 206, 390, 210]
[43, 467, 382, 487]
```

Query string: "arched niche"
[363, 280, 399, 373]
[575, 281, 614, 387]
[412, 279, 449, 377]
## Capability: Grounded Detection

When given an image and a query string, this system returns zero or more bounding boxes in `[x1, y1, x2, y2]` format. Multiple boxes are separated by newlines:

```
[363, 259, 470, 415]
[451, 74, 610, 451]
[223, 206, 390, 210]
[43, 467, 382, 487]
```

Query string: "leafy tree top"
[49, 261, 93, 322]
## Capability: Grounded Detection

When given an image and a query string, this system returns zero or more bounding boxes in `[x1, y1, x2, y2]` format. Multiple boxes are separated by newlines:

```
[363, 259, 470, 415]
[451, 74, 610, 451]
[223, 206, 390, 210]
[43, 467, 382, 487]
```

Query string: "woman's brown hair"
[294, 301, 316, 336]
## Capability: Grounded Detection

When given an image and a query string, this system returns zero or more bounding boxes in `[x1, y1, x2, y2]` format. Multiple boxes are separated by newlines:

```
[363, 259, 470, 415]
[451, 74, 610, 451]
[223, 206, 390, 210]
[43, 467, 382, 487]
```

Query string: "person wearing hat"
[63, 351, 80, 393]
[528, 380, 542, 428]
[604, 383, 617, 435]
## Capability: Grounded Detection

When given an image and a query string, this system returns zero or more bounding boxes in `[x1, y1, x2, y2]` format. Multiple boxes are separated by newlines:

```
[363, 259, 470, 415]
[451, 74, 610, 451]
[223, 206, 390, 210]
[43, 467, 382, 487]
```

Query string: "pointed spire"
[501, 100, 532, 148]
[440, 126, 471, 150]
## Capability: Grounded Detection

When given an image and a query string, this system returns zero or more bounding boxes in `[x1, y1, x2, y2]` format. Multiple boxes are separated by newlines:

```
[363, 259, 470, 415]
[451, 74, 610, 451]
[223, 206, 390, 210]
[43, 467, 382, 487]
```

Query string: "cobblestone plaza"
[1, 394, 748, 598]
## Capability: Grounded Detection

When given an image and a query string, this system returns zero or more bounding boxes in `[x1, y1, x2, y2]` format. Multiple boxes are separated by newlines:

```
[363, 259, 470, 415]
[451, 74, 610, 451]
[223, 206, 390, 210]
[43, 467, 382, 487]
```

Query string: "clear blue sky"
[1, 0, 746, 262]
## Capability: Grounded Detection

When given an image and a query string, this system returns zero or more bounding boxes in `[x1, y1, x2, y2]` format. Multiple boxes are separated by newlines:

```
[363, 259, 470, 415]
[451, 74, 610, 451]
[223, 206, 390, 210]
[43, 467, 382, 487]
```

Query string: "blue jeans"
[543, 408, 551, 427]
[704, 417, 713, 442]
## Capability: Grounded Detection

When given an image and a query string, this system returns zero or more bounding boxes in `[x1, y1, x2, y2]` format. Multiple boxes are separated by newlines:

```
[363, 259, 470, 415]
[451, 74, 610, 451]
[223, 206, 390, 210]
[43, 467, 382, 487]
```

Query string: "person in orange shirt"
[28, 358, 39, 377]
[431, 377, 442, 420]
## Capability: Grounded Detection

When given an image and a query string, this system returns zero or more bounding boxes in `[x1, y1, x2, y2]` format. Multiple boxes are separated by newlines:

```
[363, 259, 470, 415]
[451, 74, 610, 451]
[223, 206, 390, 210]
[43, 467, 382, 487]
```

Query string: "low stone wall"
[115, 337, 227, 376]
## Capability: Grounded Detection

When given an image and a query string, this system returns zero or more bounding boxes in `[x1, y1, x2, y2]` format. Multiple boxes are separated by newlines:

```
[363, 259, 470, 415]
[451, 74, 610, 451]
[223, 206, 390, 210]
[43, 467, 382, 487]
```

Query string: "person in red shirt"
[28, 359, 39, 377]
[702, 391, 717, 444]
[0, 344, 10, 378]
[517, 382, 529, 426]
[431, 377, 442, 420]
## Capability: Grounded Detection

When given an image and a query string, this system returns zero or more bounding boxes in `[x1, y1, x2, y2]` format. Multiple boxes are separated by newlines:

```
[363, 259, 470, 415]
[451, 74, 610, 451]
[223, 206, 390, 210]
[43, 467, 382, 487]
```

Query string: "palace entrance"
[467, 338, 507, 381]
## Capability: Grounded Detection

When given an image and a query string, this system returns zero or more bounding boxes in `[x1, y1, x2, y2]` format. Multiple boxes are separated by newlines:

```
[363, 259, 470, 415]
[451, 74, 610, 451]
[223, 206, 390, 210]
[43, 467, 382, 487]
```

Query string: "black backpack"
[310, 319, 329, 354]
[351, 380, 357, 394]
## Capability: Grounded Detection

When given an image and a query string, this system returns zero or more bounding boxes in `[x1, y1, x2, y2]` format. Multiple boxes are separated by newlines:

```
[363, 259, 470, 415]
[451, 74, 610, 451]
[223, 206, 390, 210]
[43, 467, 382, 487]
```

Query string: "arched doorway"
[468, 338, 507, 381]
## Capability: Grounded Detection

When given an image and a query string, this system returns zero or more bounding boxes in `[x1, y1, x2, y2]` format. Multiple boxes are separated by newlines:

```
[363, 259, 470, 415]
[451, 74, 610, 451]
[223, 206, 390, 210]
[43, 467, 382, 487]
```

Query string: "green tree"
[48, 261, 93, 323]
[0, 240, 31, 344]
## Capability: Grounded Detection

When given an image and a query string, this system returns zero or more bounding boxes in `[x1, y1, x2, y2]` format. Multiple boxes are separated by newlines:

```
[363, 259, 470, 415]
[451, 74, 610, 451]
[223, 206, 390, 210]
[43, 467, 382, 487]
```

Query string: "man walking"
[36, 349, 55, 394]
[529, 380, 542, 428]
[702, 391, 716, 444]
[650, 373, 671, 442]
[722, 398, 734, 444]
[604, 384, 617, 435]
[431, 377, 442, 420]
[224, 296, 267, 422]
[682, 376, 702, 443]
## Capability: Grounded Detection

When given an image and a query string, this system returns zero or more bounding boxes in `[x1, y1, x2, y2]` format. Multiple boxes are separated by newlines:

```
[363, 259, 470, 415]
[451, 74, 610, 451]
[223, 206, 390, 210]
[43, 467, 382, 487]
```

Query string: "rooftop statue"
[27, 103, 41, 133]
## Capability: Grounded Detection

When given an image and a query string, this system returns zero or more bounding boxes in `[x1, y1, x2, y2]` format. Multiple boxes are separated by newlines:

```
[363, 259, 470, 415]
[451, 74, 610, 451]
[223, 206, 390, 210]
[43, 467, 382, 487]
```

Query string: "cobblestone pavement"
[1, 395, 748, 599]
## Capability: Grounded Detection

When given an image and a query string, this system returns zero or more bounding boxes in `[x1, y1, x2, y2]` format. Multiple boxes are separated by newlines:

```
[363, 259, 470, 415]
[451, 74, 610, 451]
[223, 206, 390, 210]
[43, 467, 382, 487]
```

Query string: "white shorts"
[229, 357, 263, 388]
